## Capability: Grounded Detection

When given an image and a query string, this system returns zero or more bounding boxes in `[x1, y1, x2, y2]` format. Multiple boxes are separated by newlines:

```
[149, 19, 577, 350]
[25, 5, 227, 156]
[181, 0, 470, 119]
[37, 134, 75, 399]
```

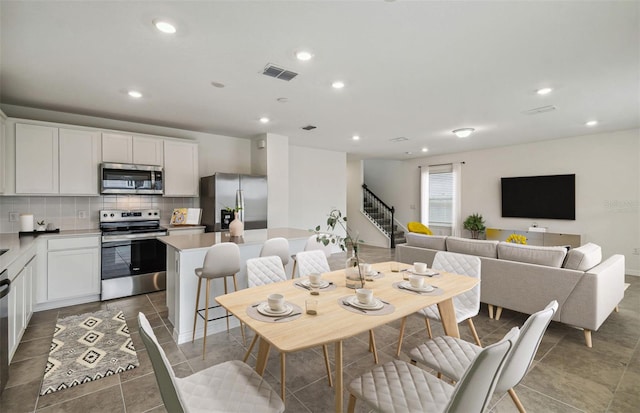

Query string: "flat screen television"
[501, 174, 575, 220]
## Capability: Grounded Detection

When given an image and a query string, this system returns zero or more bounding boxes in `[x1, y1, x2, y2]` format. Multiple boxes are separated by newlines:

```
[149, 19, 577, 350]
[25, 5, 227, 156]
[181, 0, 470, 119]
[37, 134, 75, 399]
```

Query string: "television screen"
[501, 174, 575, 220]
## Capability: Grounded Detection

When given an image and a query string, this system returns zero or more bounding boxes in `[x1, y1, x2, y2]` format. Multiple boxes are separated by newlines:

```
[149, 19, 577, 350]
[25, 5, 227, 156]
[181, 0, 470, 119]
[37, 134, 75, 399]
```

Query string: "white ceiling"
[1, 1, 638, 159]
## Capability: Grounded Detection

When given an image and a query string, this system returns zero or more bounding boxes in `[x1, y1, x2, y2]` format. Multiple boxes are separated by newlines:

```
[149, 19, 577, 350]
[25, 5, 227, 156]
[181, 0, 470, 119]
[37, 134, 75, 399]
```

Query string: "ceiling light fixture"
[153, 20, 176, 34]
[421, 147, 429, 153]
[452, 128, 475, 138]
[536, 87, 553, 95]
[585, 120, 598, 127]
[295, 50, 313, 61]
[352, 135, 360, 141]
[332, 81, 345, 89]
[259, 117, 270, 124]
[128, 90, 143, 98]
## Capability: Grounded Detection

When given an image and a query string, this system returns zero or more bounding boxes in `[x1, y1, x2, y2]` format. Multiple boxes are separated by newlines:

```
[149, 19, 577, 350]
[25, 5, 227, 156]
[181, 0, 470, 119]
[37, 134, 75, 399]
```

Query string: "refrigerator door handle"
[237, 189, 245, 222]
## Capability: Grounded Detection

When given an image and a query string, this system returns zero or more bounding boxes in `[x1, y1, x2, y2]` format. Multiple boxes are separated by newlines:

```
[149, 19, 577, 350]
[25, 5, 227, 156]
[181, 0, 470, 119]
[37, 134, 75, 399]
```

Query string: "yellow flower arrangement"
[506, 233, 527, 244]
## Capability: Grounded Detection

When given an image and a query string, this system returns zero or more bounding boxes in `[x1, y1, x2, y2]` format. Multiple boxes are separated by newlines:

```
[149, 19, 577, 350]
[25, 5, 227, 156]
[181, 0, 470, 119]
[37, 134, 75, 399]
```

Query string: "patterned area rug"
[40, 309, 139, 395]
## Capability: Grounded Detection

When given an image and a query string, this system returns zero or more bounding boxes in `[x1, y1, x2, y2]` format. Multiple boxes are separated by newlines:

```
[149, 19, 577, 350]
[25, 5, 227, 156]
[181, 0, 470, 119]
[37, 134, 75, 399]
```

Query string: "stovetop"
[99, 209, 165, 235]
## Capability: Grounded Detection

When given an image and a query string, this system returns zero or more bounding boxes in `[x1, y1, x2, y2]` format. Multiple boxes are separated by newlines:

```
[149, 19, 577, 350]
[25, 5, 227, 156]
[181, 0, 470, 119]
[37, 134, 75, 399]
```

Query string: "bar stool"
[192, 242, 243, 358]
[260, 237, 290, 274]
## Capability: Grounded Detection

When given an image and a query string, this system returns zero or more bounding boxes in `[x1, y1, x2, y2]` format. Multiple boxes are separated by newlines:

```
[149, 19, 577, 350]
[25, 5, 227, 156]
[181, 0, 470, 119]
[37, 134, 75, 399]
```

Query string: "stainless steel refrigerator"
[200, 173, 268, 232]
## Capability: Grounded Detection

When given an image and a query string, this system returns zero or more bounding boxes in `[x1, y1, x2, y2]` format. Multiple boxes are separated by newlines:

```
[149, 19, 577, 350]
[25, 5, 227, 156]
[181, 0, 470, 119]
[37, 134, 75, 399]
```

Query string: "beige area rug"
[40, 309, 139, 395]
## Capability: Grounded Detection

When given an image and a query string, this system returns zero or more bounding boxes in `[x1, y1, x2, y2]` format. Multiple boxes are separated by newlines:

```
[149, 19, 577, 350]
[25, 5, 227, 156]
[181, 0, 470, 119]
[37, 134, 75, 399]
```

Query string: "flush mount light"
[153, 20, 176, 34]
[259, 117, 270, 124]
[536, 87, 553, 95]
[421, 147, 429, 153]
[586, 120, 598, 127]
[295, 50, 313, 61]
[128, 90, 143, 98]
[452, 128, 475, 138]
[352, 135, 360, 141]
[332, 81, 345, 89]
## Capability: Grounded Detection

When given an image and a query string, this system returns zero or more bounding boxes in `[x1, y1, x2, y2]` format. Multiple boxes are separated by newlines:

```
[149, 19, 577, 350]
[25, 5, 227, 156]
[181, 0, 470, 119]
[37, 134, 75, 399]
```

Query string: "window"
[420, 163, 462, 235]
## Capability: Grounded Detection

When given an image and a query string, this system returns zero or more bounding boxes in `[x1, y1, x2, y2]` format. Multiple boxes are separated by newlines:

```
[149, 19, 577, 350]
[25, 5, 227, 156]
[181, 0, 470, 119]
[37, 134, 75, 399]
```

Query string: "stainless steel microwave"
[100, 163, 163, 195]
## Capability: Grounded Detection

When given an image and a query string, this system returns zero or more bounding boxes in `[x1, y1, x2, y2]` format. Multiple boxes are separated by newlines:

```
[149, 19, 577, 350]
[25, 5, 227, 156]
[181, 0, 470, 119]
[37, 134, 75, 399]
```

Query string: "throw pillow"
[407, 222, 433, 235]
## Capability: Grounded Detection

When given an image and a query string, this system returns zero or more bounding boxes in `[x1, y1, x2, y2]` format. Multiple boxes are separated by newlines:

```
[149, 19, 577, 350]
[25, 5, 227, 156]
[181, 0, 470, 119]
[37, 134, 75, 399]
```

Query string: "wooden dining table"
[216, 261, 479, 413]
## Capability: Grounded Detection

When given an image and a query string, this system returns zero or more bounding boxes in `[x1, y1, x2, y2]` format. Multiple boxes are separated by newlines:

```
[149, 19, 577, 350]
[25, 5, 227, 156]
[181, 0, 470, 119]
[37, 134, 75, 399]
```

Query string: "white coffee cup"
[414, 262, 427, 273]
[409, 274, 425, 289]
[308, 273, 322, 286]
[356, 288, 374, 305]
[359, 263, 372, 275]
[267, 293, 285, 312]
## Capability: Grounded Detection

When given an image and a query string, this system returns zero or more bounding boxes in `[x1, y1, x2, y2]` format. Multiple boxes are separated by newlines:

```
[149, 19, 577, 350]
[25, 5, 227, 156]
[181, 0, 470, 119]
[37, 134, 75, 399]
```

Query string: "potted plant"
[36, 220, 46, 231]
[463, 213, 486, 239]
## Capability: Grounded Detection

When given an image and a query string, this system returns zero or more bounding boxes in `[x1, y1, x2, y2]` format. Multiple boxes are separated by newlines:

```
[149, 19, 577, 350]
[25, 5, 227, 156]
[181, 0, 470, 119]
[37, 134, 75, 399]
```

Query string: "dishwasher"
[0, 269, 9, 397]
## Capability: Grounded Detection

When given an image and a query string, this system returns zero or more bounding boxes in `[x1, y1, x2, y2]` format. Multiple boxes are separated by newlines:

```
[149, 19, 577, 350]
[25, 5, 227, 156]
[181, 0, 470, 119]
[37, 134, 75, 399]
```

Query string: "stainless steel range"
[100, 209, 167, 301]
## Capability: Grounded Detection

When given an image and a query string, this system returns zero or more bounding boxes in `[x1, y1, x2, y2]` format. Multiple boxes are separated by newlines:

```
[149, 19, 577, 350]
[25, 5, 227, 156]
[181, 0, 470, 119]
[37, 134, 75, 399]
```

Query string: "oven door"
[101, 235, 166, 280]
[100, 163, 163, 195]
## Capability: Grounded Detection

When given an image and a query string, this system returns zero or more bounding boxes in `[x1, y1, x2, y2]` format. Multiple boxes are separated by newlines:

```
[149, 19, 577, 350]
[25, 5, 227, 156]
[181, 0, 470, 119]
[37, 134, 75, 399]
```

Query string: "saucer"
[399, 281, 435, 292]
[346, 295, 384, 310]
[256, 302, 293, 317]
[365, 270, 383, 279]
[409, 268, 438, 276]
[301, 279, 330, 289]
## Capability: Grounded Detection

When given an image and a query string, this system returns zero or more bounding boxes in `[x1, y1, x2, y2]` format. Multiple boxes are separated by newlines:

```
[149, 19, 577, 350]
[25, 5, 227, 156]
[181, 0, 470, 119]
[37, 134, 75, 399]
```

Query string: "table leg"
[255, 337, 271, 375]
[335, 340, 343, 413]
[280, 353, 286, 404]
[437, 298, 460, 338]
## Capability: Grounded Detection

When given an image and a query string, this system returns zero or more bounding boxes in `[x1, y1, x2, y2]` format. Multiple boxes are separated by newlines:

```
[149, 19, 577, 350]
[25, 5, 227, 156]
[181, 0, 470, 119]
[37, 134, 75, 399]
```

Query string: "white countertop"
[158, 227, 311, 252]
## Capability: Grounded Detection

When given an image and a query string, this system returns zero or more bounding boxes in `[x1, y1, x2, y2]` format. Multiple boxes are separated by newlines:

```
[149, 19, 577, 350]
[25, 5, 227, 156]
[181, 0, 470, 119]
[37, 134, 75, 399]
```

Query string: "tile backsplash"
[0, 195, 196, 233]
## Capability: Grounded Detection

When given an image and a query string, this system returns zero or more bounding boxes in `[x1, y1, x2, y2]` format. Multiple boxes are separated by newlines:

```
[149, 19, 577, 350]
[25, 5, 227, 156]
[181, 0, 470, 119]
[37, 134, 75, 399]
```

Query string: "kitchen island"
[158, 228, 310, 344]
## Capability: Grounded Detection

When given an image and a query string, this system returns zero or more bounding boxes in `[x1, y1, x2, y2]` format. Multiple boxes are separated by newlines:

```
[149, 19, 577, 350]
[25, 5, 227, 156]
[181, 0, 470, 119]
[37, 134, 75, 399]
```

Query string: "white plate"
[301, 279, 330, 288]
[409, 268, 438, 276]
[346, 295, 384, 310]
[256, 302, 293, 317]
[399, 281, 435, 293]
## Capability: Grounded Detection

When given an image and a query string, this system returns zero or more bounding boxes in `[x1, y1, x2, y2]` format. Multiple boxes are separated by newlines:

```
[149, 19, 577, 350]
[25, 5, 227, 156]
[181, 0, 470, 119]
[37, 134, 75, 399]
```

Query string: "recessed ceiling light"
[153, 20, 176, 34]
[586, 120, 598, 127]
[421, 147, 429, 153]
[332, 81, 345, 89]
[352, 135, 360, 141]
[295, 50, 313, 61]
[536, 87, 553, 95]
[452, 128, 475, 138]
[128, 90, 142, 98]
[259, 117, 270, 124]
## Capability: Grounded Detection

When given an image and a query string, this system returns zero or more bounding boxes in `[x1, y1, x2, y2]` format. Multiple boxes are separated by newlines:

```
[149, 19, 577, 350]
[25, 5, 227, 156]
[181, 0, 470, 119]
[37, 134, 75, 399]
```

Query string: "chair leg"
[467, 318, 482, 347]
[280, 353, 286, 403]
[231, 274, 246, 345]
[488, 304, 494, 319]
[243, 334, 259, 362]
[369, 330, 379, 364]
[192, 277, 202, 343]
[508, 388, 526, 413]
[223, 277, 230, 334]
[291, 260, 297, 279]
[203, 279, 211, 359]
[322, 345, 333, 387]
[396, 316, 407, 357]
[615, 306, 619, 312]
[584, 329, 593, 348]
[425, 317, 433, 339]
[495, 306, 503, 320]
[347, 393, 357, 413]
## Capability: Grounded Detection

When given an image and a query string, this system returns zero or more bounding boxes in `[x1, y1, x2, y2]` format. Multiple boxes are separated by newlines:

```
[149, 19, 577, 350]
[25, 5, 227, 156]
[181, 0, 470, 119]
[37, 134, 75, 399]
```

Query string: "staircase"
[362, 184, 406, 248]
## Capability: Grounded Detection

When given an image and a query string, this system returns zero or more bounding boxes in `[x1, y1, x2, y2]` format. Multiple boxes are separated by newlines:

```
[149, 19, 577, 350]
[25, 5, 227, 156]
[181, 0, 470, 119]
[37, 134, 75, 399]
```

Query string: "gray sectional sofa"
[396, 233, 626, 347]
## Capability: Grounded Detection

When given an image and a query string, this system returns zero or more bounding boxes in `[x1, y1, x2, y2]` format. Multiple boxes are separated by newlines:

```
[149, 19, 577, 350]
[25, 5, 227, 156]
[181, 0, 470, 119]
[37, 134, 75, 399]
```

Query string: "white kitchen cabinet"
[164, 140, 199, 196]
[8, 254, 36, 360]
[0, 112, 6, 194]
[59, 128, 101, 195]
[133, 136, 164, 166]
[102, 132, 133, 163]
[15, 123, 59, 194]
[167, 226, 205, 236]
[47, 236, 100, 302]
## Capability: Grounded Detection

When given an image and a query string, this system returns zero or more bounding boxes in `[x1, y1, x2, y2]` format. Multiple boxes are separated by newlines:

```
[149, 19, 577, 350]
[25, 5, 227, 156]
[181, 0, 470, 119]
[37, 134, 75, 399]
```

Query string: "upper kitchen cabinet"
[59, 128, 101, 195]
[15, 123, 59, 194]
[0, 112, 6, 194]
[102, 133, 163, 166]
[164, 140, 199, 196]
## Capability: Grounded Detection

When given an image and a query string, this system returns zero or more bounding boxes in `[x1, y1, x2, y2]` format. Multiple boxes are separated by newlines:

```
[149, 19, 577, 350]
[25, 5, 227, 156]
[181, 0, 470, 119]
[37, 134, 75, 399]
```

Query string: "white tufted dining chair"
[295, 250, 331, 277]
[291, 235, 334, 278]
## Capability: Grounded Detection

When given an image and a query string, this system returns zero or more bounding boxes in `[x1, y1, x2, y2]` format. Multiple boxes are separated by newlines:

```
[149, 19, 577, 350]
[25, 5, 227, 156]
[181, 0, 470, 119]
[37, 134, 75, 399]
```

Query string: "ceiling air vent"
[263, 63, 298, 81]
[301, 125, 317, 131]
[522, 105, 557, 115]
[389, 137, 409, 142]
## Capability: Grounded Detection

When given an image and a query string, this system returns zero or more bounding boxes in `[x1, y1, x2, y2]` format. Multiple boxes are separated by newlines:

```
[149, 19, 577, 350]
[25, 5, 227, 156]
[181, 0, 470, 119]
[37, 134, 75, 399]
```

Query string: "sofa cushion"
[405, 233, 447, 250]
[407, 222, 433, 235]
[497, 242, 567, 267]
[445, 237, 499, 258]
[563, 243, 602, 271]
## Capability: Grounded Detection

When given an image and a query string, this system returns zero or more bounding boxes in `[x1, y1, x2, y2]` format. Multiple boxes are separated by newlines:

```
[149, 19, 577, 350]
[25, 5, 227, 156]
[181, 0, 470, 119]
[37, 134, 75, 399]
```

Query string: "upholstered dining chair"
[396, 251, 482, 356]
[295, 249, 331, 277]
[243, 255, 333, 387]
[291, 234, 333, 278]
[192, 242, 243, 358]
[138, 312, 284, 413]
[259, 237, 290, 272]
[409, 301, 558, 413]
[347, 327, 520, 413]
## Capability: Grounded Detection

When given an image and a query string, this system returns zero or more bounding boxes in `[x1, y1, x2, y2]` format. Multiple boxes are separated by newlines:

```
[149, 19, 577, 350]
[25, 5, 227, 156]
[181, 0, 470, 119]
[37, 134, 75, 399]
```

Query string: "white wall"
[364, 129, 640, 274]
[265, 133, 289, 228]
[288, 146, 347, 234]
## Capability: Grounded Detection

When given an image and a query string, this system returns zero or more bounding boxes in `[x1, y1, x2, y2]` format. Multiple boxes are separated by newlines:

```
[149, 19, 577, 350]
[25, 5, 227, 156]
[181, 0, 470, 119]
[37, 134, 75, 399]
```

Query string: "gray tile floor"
[1, 245, 639, 412]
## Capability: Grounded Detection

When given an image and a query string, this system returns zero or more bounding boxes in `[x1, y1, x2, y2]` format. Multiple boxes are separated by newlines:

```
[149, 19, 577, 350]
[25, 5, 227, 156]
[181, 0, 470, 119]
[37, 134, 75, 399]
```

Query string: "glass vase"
[345, 251, 365, 289]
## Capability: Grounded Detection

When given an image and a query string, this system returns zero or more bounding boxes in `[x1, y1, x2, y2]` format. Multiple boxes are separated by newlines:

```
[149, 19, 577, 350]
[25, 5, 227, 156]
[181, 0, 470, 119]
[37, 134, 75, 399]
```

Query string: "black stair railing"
[362, 184, 396, 248]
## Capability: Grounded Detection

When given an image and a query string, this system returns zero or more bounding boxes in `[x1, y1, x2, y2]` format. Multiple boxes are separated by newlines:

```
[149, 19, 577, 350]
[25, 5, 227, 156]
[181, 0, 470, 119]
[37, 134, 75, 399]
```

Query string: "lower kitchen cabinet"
[47, 236, 100, 302]
[8, 253, 36, 360]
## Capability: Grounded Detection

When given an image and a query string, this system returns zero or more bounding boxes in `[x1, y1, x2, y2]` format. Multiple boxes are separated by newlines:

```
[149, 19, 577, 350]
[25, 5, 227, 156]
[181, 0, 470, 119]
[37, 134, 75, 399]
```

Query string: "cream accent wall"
[363, 128, 640, 275]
